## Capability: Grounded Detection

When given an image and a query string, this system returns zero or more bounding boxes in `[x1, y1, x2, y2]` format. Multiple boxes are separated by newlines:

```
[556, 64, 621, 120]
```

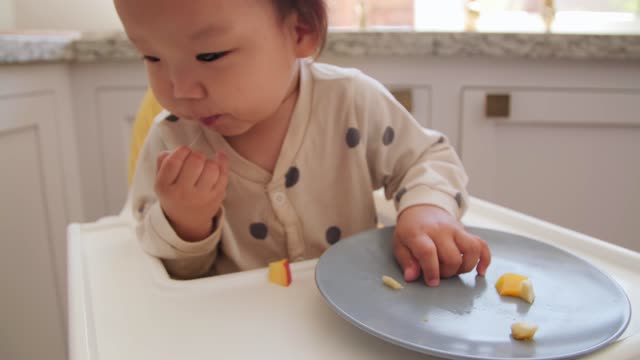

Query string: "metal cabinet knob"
[485, 94, 511, 118]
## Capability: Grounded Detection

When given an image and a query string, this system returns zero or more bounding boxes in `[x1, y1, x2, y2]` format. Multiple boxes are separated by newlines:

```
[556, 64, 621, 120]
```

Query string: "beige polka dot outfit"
[131, 60, 469, 279]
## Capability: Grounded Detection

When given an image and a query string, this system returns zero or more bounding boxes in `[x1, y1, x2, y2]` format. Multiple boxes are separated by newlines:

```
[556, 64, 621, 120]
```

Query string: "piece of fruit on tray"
[268, 259, 292, 287]
[495, 273, 535, 304]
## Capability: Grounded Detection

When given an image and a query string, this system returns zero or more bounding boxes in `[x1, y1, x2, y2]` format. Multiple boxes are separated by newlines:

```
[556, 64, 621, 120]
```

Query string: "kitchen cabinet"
[71, 63, 147, 220]
[461, 86, 640, 251]
[0, 65, 82, 360]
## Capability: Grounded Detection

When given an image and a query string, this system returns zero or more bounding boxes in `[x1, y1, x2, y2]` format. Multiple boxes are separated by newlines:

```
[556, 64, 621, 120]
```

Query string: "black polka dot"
[436, 136, 445, 144]
[326, 226, 342, 245]
[455, 192, 463, 209]
[395, 187, 407, 203]
[285, 166, 300, 188]
[346, 128, 361, 148]
[250, 223, 268, 240]
[382, 126, 395, 146]
[165, 114, 179, 122]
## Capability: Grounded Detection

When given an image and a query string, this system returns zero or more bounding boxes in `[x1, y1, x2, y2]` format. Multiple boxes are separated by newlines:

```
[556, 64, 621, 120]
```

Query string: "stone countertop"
[1, 30, 640, 64]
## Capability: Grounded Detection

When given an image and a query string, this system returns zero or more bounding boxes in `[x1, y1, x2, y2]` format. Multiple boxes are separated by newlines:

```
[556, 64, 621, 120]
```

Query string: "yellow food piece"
[495, 273, 528, 296]
[495, 273, 535, 303]
[511, 322, 538, 340]
[268, 259, 291, 287]
[382, 275, 404, 290]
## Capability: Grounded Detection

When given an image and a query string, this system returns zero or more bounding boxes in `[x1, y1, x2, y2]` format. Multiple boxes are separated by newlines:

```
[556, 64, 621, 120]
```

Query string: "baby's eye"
[142, 55, 160, 63]
[196, 51, 229, 62]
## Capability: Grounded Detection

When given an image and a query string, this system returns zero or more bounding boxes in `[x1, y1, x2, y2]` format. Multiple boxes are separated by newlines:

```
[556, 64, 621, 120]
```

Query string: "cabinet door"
[461, 87, 640, 251]
[71, 63, 148, 220]
[97, 88, 147, 215]
[0, 93, 67, 360]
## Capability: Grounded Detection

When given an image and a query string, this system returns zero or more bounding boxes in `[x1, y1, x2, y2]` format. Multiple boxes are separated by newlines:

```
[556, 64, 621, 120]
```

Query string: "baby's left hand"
[393, 205, 491, 287]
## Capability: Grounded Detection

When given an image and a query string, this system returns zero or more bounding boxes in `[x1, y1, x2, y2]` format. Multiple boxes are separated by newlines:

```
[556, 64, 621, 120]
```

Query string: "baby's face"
[115, 0, 301, 136]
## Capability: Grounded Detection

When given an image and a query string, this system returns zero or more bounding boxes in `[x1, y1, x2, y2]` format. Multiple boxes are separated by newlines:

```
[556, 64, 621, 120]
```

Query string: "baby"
[117, 0, 491, 285]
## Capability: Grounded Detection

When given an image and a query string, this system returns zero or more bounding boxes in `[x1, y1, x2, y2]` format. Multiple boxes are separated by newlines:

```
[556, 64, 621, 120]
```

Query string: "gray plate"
[315, 226, 631, 360]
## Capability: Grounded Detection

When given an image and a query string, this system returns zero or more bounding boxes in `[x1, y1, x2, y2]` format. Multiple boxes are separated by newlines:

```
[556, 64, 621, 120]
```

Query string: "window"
[327, 0, 414, 29]
[476, 0, 639, 12]
[326, 0, 640, 33]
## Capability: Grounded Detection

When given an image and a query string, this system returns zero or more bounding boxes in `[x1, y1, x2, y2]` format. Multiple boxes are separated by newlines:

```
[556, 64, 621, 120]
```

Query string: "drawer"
[479, 87, 640, 127]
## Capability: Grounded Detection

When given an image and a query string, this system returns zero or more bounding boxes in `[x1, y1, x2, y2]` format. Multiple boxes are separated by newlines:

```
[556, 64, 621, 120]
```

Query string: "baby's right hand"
[155, 146, 228, 241]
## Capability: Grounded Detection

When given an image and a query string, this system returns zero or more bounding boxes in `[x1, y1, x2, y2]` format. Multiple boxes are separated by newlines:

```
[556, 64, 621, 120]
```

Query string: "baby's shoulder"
[310, 62, 383, 88]
[309, 62, 361, 81]
[309, 63, 395, 115]
[309, 62, 390, 99]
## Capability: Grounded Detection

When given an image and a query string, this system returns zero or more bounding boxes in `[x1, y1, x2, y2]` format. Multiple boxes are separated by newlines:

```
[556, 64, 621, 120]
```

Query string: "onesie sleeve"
[130, 113, 223, 279]
[351, 73, 469, 219]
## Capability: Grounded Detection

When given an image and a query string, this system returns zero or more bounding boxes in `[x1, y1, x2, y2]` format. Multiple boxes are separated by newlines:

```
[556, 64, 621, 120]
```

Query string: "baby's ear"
[291, 14, 321, 58]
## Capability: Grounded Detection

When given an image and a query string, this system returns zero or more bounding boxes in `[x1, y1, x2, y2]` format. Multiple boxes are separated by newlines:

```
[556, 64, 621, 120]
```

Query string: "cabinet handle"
[485, 93, 510, 118]
[390, 89, 413, 113]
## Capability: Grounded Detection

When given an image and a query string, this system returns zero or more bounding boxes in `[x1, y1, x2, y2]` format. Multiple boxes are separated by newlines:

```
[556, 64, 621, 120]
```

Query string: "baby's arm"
[130, 118, 226, 279]
[352, 74, 466, 215]
[352, 73, 490, 285]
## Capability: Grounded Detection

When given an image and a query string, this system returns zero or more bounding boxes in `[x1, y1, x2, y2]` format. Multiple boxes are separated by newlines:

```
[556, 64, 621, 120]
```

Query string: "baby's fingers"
[476, 238, 491, 276]
[156, 146, 191, 187]
[195, 160, 220, 190]
[210, 154, 229, 201]
[454, 230, 482, 274]
[216, 151, 228, 175]
[156, 151, 170, 173]
[407, 235, 440, 287]
[179, 151, 207, 185]
[194, 151, 227, 191]
[433, 234, 463, 279]
[392, 238, 420, 282]
[455, 229, 491, 276]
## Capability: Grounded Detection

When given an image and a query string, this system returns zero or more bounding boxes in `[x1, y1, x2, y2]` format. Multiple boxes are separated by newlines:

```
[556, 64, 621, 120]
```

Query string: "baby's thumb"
[393, 239, 420, 282]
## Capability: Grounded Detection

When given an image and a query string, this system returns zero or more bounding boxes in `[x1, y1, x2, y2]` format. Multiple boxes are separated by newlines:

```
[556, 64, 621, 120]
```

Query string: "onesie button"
[272, 192, 286, 206]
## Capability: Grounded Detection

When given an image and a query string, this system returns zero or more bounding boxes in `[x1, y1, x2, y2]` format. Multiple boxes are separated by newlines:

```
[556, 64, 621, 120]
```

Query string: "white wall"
[0, 0, 15, 29]
[14, 0, 123, 31]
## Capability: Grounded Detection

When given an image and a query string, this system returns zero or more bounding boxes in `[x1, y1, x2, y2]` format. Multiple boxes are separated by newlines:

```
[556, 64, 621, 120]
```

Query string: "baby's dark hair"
[272, 0, 328, 57]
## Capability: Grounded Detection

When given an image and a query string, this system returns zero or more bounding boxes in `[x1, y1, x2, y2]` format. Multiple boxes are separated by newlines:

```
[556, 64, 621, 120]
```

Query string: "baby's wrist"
[165, 212, 215, 242]
[173, 220, 214, 242]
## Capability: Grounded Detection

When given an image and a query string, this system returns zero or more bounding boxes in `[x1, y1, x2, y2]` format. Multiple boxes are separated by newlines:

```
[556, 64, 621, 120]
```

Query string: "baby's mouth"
[200, 115, 221, 126]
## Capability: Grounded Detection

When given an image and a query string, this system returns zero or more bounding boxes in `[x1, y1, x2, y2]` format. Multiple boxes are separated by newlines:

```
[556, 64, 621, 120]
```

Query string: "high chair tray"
[68, 198, 640, 360]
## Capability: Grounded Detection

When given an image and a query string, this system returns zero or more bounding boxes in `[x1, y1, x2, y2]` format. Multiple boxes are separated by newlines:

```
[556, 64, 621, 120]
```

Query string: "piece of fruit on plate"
[382, 275, 404, 290]
[495, 273, 535, 304]
[268, 259, 292, 287]
[511, 321, 539, 340]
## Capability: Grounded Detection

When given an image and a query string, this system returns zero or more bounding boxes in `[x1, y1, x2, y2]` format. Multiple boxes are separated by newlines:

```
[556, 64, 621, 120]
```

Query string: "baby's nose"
[170, 68, 206, 100]
[171, 79, 205, 100]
